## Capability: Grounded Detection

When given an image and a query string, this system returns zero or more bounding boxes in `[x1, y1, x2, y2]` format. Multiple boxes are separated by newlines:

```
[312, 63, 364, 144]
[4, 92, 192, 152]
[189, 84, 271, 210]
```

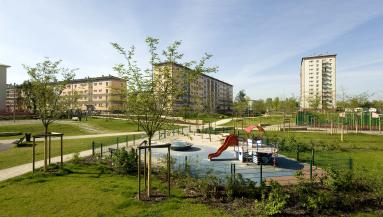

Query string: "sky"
[1, 0, 383, 100]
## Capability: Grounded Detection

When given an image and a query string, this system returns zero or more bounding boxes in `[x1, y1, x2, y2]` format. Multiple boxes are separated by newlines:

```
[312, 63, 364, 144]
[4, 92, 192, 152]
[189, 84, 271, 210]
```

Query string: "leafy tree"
[371, 99, 383, 112]
[112, 37, 216, 197]
[20, 81, 37, 113]
[265, 97, 273, 112]
[252, 99, 266, 114]
[273, 97, 280, 111]
[234, 90, 249, 116]
[235, 89, 247, 102]
[308, 95, 321, 111]
[23, 58, 76, 171]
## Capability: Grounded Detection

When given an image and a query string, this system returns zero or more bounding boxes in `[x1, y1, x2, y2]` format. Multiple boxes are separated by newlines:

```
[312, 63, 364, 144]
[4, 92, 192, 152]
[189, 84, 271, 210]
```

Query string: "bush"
[254, 181, 289, 216]
[199, 175, 224, 199]
[226, 174, 260, 199]
[111, 147, 137, 174]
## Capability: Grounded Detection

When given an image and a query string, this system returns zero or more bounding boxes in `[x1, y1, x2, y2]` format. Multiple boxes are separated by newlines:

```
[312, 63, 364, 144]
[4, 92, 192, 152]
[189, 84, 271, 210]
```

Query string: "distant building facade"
[154, 62, 233, 113]
[300, 54, 336, 110]
[61, 75, 127, 112]
[0, 64, 10, 112]
[5, 84, 24, 112]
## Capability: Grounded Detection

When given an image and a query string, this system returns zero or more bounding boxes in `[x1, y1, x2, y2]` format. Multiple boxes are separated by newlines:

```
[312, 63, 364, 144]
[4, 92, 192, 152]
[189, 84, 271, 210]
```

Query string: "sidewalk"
[0, 131, 144, 144]
[0, 136, 149, 182]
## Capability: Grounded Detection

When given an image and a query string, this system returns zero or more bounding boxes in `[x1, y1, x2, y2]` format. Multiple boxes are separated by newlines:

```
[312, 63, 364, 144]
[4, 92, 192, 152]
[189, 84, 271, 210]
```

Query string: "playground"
[147, 125, 313, 186]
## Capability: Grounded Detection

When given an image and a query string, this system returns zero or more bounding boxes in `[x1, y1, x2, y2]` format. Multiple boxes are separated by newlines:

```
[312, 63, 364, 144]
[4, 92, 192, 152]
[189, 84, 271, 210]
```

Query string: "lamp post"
[13, 83, 16, 123]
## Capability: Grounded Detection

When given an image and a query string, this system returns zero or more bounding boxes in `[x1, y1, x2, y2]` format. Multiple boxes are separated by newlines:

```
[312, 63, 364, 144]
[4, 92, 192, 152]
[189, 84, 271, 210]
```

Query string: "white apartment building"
[300, 54, 336, 110]
[0, 64, 10, 112]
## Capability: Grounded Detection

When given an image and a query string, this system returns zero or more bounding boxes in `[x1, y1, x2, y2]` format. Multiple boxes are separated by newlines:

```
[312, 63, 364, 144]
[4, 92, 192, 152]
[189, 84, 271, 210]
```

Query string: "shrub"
[72, 153, 81, 164]
[199, 175, 224, 199]
[225, 174, 260, 199]
[254, 181, 289, 216]
[111, 147, 137, 174]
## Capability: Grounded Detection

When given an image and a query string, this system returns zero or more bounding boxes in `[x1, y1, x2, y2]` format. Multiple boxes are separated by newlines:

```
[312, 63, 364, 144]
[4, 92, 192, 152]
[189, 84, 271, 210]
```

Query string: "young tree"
[273, 97, 280, 111]
[308, 95, 321, 111]
[252, 99, 266, 115]
[265, 97, 273, 113]
[112, 37, 216, 197]
[23, 58, 76, 171]
[233, 90, 248, 117]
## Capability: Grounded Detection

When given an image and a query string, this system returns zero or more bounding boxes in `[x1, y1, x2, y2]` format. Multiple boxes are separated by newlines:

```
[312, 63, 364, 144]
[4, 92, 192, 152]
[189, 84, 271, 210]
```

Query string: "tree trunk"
[44, 125, 48, 171]
[147, 135, 152, 197]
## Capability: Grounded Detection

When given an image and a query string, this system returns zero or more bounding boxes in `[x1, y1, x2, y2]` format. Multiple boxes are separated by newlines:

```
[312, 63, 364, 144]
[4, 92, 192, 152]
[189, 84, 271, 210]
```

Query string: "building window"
[99, 89, 102, 92]
[99, 82, 102, 85]
[106, 82, 108, 86]
[94, 83, 97, 86]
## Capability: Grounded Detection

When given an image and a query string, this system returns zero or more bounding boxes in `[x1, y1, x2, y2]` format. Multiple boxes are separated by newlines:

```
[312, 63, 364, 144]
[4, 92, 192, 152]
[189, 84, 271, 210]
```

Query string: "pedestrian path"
[0, 136, 148, 182]
[0, 131, 144, 144]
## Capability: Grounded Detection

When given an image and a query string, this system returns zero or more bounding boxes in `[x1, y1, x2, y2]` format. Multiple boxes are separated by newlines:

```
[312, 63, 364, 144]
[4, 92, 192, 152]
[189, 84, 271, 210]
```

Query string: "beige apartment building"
[62, 75, 127, 112]
[154, 62, 233, 113]
[5, 84, 24, 112]
[300, 54, 336, 110]
[0, 64, 10, 112]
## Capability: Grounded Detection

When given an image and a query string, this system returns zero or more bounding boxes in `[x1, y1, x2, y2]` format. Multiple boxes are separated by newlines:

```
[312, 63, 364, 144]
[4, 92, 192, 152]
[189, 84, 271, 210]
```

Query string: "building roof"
[0, 63, 10, 67]
[154, 61, 233, 87]
[70, 75, 125, 84]
[301, 54, 336, 63]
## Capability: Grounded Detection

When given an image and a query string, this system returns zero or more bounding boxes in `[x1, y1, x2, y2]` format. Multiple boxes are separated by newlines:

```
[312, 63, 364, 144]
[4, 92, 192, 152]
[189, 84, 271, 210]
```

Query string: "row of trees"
[233, 90, 299, 116]
[337, 91, 383, 112]
[234, 89, 383, 116]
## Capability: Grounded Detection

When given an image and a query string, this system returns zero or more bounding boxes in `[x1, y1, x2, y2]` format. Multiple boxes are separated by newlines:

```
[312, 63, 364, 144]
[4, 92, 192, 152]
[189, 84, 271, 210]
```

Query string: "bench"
[12, 136, 25, 145]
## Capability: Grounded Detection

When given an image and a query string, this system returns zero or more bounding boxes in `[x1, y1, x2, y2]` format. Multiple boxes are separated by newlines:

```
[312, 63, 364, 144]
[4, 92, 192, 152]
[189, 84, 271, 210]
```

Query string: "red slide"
[208, 134, 239, 160]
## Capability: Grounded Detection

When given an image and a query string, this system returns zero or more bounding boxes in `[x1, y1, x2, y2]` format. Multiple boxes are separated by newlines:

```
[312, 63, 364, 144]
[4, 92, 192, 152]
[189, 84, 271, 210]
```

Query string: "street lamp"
[13, 83, 16, 123]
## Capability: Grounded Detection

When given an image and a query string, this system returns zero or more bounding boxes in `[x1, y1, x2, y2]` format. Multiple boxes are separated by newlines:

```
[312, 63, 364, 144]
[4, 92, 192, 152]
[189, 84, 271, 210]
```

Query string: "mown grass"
[0, 162, 231, 217]
[87, 118, 183, 132]
[222, 115, 288, 127]
[0, 134, 145, 170]
[0, 122, 93, 140]
[184, 113, 228, 123]
[264, 131, 383, 179]
[86, 118, 141, 132]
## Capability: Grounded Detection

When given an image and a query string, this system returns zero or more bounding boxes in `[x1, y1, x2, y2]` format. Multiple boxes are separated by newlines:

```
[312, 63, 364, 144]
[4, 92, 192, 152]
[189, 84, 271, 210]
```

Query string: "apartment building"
[5, 84, 24, 112]
[300, 54, 336, 110]
[154, 62, 233, 113]
[62, 75, 127, 112]
[0, 64, 10, 112]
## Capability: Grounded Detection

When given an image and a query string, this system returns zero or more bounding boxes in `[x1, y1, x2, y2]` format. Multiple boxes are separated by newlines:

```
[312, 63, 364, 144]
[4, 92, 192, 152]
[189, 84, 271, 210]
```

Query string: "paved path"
[0, 131, 144, 145]
[0, 135, 150, 182]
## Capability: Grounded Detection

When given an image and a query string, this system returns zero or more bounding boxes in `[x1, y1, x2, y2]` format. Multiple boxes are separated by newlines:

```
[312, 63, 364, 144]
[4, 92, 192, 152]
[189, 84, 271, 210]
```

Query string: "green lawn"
[184, 114, 228, 123]
[86, 118, 183, 132]
[222, 115, 287, 127]
[264, 131, 383, 178]
[86, 118, 141, 132]
[0, 162, 230, 217]
[0, 122, 93, 140]
[0, 134, 145, 170]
